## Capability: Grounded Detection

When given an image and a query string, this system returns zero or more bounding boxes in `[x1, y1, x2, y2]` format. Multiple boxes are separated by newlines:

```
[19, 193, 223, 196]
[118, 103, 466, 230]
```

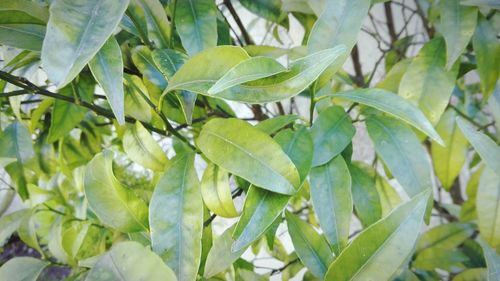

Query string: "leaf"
[89, 36, 125, 124]
[274, 126, 313, 182]
[0, 0, 49, 24]
[349, 162, 382, 227]
[478, 239, 500, 281]
[232, 186, 289, 252]
[41, 0, 129, 88]
[0, 24, 45, 51]
[175, 0, 217, 56]
[431, 109, 468, 189]
[375, 176, 401, 217]
[453, 268, 488, 281]
[254, 115, 299, 135]
[476, 167, 500, 248]
[131, 45, 167, 95]
[18, 210, 42, 255]
[310, 155, 352, 254]
[134, 0, 171, 49]
[399, 37, 457, 125]
[124, 74, 153, 122]
[416, 223, 475, 253]
[440, 0, 477, 69]
[376, 59, 411, 92]
[0, 257, 48, 281]
[166, 45, 346, 103]
[86, 241, 177, 281]
[204, 225, 246, 278]
[413, 248, 468, 271]
[149, 152, 203, 281]
[208, 56, 286, 94]
[201, 162, 238, 218]
[460, 0, 500, 9]
[366, 115, 432, 197]
[0, 209, 30, 246]
[324, 191, 430, 281]
[457, 117, 500, 176]
[285, 211, 334, 278]
[123, 121, 170, 172]
[84, 150, 149, 232]
[239, 0, 283, 23]
[311, 105, 355, 167]
[473, 15, 500, 99]
[197, 118, 300, 195]
[326, 88, 444, 145]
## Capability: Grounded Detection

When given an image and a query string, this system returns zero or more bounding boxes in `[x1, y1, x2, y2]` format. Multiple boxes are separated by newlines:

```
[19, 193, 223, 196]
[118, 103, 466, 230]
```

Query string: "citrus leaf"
[473, 15, 499, 99]
[476, 168, 500, 248]
[349, 162, 382, 228]
[201, 162, 238, 218]
[0, 257, 48, 281]
[204, 225, 246, 278]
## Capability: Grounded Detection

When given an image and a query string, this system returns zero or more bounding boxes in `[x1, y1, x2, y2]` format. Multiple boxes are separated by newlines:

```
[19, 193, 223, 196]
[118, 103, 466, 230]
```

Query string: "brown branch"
[222, 0, 254, 45]
[350, 45, 365, 87]
[384, 2, 398, 44]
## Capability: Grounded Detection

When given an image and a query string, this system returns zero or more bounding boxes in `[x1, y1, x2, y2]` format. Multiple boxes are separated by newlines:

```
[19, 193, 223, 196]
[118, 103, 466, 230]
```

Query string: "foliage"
[0, 0, 499, 280]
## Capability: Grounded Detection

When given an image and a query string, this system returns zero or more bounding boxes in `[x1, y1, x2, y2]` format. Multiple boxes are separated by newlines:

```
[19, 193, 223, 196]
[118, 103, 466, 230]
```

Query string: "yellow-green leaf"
[201, 163, 238, 218]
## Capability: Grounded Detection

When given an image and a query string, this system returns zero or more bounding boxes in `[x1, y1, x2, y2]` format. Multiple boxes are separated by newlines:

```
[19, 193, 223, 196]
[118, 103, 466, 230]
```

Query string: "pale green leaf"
[324, 191, 430, 281]
[86, 241, 177, 281]
[197, 118, 300, 195]
[204, 225, 246, 278]
[274, 126, 313, 182]
[478, 239, 500, 281]
[453, 268, 487, 281]
[124, 74, 153, 123]
[0, 0, 49, 24]
[149, 152, 203, 281]
[473, 16, 500, 99]
[254, 115, 299, 135]
[240, 0, 283, 23]
[375, 176, 401, 217]
[349, 162, 382, 228]
[84, 150, 149, 232]
[133, 0, 171, 48]
[461, 0, 500, 8]
[476, 168, 500, 248]
[310, 155, 352, 254]
[0, 121, 34, 164]
[41, 0, 129, 88]
[0, 24, 45, 51]
[0, 257, 48, 281]
[0, 209, 30, 246]
[376, 59, 411, 93]
[414, 248, 468, 271]
[416, 223, 475, 253]
[201, 162, 238, 218]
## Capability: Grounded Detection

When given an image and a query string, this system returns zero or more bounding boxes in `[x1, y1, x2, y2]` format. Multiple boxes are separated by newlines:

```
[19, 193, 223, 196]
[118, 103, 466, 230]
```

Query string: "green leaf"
[0, 0, 49, 24]
[478, 239, 500, 281]
[41, 0, 129, 88]
[149, 152, 203, 281]
[18, 210, 42, 255]
[414, 248, 468, 271]
[166, 45, 346, 103]
[131, 45, 167, 95]
[366, 115, 432, 197]
[208, 56, 286, 94]
[326, 88, 444, 145]
[431, 109, 468, 189]
[197, 118, 300, 195]
[123, 121, 170, 172]
[124, 74, 153, 122]
[175, 0, 217, 56]
[0, 24, 45, 51]
[349, 162, 382, 228]
[232, 186, 289, 252]
[324, 191, 430, 281]
[460, 0, 500, 9]
[375, 176, 401, 217]
[310, 155, 352, 254]
[440, 0, 477, 69]
[457, 117, 500, 175]
[274, 126, 313, 182]
[0, 209, 30, 246]
[84, 150, 149, 232]
[285, 211, 334, 278]
[204, 224, 246, 278]
[89, 36, 125, 124]
[201, 162, 238, 218]
[239, 0, 283, 23]
[376, 59, 411, 93]
[254, 115, 299, 135]
[0, 257, 48, 281]
[453, 268, 487, 281]
[476, 167, 500, 248]
[311, 105, 355, 167]
[86, 241, 177, 281]
[416, 223, 475, 253]
[473, 15, 500, 99]
[399, 37, 457, 125]
[134, 0, 171, 49]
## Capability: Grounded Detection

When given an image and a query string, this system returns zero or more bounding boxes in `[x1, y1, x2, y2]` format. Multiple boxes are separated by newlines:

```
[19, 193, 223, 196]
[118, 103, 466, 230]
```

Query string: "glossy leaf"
[324, 191, 429, 281]
[0, 0, 48, 24]
[84, 150, 149, 232]
[89, 36, 125, 124]
[0, 257, 48, 281]
[416, 223, 475, 253]
[457, 117, 500, 176]
[286, 211, 334, 278]
[476, 167, 500, 248]
[327, 88, 444, 145]
[274, 126, 313, 182]
[349, 162, 382, 227]
[197, 118, 300, 195]
[123, 121, 169, 171]
[124, 74, 153, 122]
[86, 241, 177, 281]
[204, 225, 246, 278]
[201, 162, 238, 218]
[366, 115, 432, 197]
[240, 0, 283, 23]
[254, 115, 299, 135]
[310, 155, 352, 253]
[175, 0, 217, 56]
[133, 0, 170, 48]
[0, 24, 45, 51]
[311, 105, 355, 167]
[473, 16, 499, 99]
[149, 152, 203, 281]
[41, 0, 129, 88]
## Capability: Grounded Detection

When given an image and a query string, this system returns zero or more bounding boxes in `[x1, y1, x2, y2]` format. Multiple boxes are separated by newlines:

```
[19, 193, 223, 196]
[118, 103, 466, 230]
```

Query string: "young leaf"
[310, 155, 352, 254]
[201, 163, 238, 218]
[89, 36, 125, 124]
[311, 105, 355, 167]
[326, 88, 444, 145]
[175, 0, 217, 56]
[473, 16, 499, 99]
[349, 162, 382, 228]
[197, 118, 300, 195]
[149, 152, 203, 281]
[324, 191, 430, 281]
[431, 109, 468, 189]
[0, 257, 48, 281]
[456, 117, 500, 175]
[84, 150, 149, 232]
[86, 241, 177, 281]
[204, 225, 246, 278]
[122, 121, 170, 172]
[41, 0, 129, 88]
[286, 211, 334, 278]
[476, 168, 500, 248]
[440, 0, 477, 69]
[366, 115, 432, 197]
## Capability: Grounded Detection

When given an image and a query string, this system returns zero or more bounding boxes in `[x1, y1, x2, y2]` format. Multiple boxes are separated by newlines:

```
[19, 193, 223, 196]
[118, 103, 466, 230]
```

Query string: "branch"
[350, 45, 365, 87]
[222, 0, 254, 45]
[383, 2, 398, 44]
